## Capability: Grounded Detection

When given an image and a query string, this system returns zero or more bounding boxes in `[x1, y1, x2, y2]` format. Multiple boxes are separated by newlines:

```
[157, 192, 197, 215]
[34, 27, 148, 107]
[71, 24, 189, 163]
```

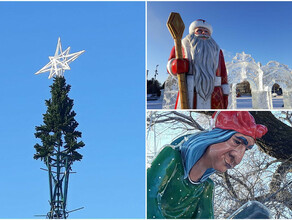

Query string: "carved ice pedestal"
[252, 91, 271, 109]
[228, 84, 237, 109]
[163, 75, 178, 109]
[283, 91, 292, 109]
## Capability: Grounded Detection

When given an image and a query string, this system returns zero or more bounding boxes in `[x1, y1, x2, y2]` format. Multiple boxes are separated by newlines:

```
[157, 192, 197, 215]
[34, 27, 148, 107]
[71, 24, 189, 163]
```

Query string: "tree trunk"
[250, 111, 292, 161]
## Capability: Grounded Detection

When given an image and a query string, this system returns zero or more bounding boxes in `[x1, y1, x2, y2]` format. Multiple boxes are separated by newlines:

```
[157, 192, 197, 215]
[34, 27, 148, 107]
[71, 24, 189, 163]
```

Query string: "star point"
[35, 38, 85, 79]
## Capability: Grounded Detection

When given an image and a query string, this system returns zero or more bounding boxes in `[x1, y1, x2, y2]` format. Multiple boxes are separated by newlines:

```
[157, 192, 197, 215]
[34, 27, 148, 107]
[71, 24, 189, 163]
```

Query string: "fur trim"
[189, 19, 213, 35]
[214, 76, 221, 86]
[221, 84, 230, 95]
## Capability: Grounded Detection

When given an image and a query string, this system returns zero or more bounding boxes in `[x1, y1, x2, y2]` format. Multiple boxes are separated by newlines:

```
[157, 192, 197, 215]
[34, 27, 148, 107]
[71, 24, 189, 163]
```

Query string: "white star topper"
[35, 37, 85, 79]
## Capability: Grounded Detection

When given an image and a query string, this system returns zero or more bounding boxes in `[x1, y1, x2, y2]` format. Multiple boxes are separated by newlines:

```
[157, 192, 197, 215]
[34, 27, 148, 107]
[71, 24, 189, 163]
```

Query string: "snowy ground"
[272, 97, 285, 108]
[147, 95, 284, 109]
[147, 99, 163, 109]
[236, 96, 284, 109]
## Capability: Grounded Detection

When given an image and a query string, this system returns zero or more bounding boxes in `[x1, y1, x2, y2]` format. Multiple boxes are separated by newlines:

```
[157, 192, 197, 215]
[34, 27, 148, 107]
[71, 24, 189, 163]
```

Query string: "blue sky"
[147, 1, 292, 84]
[0, 2, 145, 218]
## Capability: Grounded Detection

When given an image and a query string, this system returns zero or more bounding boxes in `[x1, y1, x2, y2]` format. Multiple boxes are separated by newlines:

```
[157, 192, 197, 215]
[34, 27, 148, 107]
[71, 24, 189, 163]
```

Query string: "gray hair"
[186, 33, 220, 100]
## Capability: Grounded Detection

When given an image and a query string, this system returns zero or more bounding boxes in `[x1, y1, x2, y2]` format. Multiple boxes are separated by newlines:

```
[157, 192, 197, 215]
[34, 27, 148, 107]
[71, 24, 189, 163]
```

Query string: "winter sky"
[147, 1, 292, 84]
[0, 2, 144, 218]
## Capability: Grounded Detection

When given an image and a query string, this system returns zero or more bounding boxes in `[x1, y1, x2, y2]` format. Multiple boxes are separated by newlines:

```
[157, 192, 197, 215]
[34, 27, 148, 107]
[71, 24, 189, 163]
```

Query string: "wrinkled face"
[194, 27, 211, 39]
[206, 133, 255, 172]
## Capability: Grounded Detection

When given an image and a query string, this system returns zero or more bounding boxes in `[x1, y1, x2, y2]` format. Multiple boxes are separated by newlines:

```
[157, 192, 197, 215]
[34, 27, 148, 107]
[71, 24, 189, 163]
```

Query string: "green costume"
[147, 146, 214, 219]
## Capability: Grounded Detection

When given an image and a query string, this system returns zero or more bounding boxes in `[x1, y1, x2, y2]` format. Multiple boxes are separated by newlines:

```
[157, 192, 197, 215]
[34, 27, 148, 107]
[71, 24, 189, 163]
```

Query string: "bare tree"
[146, 111, 292, 218]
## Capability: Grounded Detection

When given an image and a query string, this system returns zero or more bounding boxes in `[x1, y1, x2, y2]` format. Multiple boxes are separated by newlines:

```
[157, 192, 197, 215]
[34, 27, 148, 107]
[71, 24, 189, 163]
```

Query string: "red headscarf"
[212, 111, 268, 139]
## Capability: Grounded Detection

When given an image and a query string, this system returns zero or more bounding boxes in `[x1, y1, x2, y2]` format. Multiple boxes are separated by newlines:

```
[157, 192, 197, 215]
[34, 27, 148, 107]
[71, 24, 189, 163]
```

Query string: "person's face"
[206, 133, 255, 172]
[194, 27, 211, 39]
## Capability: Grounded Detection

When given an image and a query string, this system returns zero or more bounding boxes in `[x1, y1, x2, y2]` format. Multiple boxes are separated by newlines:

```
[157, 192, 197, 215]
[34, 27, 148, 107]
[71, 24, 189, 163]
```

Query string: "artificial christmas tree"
[34, 38, 85, 219]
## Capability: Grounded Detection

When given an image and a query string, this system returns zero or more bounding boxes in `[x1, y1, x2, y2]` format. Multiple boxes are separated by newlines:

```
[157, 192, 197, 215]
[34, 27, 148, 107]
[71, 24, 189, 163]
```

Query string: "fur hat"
[189, 19, 213, 35]
[212, 111, 268, 139]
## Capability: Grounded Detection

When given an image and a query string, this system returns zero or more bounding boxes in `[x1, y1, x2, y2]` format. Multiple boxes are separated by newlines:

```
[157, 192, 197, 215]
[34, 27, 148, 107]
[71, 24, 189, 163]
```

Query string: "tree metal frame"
[46, 152, 71, 219]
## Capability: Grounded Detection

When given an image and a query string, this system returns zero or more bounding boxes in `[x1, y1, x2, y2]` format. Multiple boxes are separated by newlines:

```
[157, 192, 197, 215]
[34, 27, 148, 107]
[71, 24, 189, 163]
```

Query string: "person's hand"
[171, 58, 189, 74]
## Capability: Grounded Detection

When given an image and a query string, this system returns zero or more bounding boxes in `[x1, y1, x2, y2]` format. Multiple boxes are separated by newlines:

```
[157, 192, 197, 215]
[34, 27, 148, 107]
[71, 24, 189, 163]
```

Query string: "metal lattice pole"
[46, 153, 71, 219]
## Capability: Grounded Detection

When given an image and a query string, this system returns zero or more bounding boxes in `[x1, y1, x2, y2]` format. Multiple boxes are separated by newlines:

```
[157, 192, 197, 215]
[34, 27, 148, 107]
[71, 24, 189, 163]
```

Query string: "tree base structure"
[46, 153, 71, 219]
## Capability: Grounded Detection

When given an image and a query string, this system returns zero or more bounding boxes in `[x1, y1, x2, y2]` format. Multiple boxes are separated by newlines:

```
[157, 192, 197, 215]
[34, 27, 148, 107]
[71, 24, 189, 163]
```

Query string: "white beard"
[186, 33, 220, 101]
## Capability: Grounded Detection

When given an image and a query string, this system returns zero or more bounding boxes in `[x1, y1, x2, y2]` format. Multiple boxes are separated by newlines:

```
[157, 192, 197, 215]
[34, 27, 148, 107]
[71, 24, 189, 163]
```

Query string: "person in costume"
[167, 19, 229, 109]
[147, 111, 268, 219]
